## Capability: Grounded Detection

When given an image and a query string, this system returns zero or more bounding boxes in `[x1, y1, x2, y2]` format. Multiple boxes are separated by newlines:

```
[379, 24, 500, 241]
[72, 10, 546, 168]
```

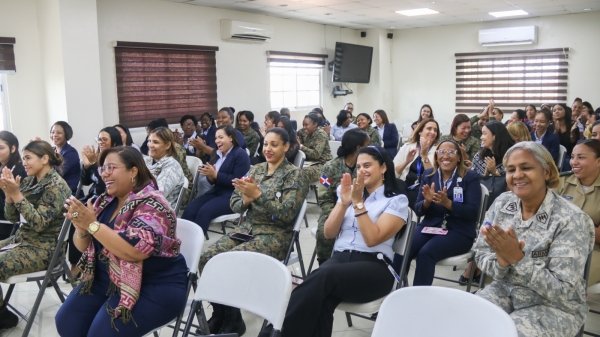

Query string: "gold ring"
[72, 212, 79, 219]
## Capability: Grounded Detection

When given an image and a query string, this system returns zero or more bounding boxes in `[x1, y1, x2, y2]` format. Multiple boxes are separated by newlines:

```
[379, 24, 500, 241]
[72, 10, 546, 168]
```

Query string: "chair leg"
[21, 275, 53, 337]
[182, 301, 201, 337]
[345, 312, 353, 327]
[295, 239, 306, 278]
[465, 259, 477, 293]
[307, 247, 317, 275]
[303, 215, 309, 228]
[153, 331, 160, 337]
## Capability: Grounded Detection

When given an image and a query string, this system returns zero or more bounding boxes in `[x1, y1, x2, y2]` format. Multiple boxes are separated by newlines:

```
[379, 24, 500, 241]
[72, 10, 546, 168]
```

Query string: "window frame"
[0, 75, 10, 131]
[268, 65, 323, 111]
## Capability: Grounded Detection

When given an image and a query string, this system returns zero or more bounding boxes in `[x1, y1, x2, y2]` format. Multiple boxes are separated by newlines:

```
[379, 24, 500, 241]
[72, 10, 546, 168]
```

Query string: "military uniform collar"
[500, 189, 554, 230]
[261, 159, 291, 178]
[564, 172, 600, 195]
[21, 168, 59, 194]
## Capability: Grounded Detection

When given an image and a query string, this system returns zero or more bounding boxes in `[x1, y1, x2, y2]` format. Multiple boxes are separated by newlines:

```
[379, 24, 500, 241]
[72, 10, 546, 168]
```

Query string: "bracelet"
[75, 231, 90, 239]
[355, 210, 368, 218]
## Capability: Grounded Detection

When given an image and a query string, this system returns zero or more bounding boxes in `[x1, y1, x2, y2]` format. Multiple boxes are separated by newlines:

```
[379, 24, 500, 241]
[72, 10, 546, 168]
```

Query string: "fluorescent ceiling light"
[489, 10, 528, 18]
[396, 8, 439, 16]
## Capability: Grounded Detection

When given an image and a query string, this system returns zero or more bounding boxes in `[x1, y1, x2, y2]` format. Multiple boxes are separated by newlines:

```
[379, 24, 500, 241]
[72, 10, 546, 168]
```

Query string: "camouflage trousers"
[303, 163, 324, 184]
[478, 283, 583, 337]
[0, 238, 52, 306]
[198, 232, 292, 275]
[315, 215, 335, 261]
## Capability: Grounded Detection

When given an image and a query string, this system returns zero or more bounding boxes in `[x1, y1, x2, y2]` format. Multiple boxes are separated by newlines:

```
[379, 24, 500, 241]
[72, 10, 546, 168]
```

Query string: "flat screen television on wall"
[332, 42, 373, 83]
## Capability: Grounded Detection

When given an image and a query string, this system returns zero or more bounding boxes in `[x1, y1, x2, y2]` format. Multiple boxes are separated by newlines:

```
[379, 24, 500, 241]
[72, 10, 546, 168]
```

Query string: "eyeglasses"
[97, 164, 123, 175]
[96, 137, 109, 143]
[436, 150, 458, 156]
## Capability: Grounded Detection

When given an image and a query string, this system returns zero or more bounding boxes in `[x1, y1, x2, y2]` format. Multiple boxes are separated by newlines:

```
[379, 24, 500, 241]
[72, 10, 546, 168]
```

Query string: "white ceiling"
[165, 0, 600, 29]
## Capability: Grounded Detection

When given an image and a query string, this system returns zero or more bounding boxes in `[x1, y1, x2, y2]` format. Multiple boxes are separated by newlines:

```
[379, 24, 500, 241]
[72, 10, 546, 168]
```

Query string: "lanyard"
[437, 167, 458, 190]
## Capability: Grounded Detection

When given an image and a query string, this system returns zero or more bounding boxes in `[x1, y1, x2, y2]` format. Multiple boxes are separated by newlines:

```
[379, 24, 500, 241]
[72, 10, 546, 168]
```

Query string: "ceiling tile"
[347, 7, 399, 18]
[296, 0, 358, 5]
[358, 0, 413, 6]
[242, 0, 319, 10]
[326, 2, 374, 11]
[295, 7, 357, 17]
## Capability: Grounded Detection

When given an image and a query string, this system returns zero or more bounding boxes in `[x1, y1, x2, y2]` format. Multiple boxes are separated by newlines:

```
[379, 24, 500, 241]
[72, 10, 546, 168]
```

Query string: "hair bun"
[230, 107, 236, 113]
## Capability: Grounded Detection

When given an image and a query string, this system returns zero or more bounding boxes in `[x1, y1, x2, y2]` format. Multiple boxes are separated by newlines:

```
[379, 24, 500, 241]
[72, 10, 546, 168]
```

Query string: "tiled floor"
[1, 198, 599, 336]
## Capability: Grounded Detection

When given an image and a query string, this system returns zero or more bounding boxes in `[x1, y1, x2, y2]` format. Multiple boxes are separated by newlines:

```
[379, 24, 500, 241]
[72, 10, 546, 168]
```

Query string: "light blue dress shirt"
[333, 185, 409, 260]
[331, 123, 358, 141]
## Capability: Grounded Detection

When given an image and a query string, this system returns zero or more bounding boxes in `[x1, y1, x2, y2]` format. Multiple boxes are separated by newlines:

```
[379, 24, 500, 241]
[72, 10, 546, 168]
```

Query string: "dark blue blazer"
[415, 168, 481, 240]
[531, 131, 560, 164]
[291, 119, 298, 131]
[57, 143, 81, 195]
[206, 146, 251, 197]
[381, 123, 399, 158]
[200, 126, 247, 150]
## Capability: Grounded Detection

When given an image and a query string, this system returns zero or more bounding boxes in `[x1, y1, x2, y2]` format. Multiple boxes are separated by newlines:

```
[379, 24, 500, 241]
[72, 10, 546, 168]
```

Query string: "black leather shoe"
[458, 274, 481, 285]
[0, 305, 18, 330]
[207, 303, 225, 334]
[219, 306, 246, 336]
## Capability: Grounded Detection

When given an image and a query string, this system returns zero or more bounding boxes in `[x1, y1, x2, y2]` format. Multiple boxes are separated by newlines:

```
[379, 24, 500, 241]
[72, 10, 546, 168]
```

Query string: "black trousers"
[281, 251, 394, 337]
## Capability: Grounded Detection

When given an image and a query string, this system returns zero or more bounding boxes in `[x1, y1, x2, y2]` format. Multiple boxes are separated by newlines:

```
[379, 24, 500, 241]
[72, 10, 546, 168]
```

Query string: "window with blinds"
[455, 48, 569, 114]
[114, 41, 219, 128]
[268, 51, 327, 110]
[0, 37, 16, 74]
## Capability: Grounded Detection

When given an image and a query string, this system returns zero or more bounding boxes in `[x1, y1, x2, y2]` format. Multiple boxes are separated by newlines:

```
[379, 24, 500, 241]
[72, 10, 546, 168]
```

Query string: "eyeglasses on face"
[96, 137, 109, 143]
[435, 149, 458, 156]
[97, 164, 123, 175]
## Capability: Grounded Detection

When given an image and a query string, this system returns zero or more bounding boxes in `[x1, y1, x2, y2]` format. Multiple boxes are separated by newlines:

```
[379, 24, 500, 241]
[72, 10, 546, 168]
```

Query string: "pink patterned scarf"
[77, 183, 180, 329]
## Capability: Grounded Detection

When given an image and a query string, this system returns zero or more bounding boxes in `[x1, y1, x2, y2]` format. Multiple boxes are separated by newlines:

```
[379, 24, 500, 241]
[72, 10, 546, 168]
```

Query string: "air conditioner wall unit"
[478, 26, 537, 47]
[221, 19, 274, 43]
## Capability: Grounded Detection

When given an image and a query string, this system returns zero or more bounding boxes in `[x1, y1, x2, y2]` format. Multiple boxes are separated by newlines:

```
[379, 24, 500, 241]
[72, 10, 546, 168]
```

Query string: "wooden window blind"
[0, 37, 16, 74]
[267, 51, 328, 68]
[455, 48, 569, 114]
[114, 41, 219, 128]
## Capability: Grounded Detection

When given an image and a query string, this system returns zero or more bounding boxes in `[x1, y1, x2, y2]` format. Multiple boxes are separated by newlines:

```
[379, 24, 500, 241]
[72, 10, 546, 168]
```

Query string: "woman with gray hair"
[475, 141, 594, 337]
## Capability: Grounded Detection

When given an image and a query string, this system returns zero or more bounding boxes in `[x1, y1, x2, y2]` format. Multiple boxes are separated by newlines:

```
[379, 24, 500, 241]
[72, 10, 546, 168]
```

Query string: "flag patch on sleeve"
[320, 175, 332, 188]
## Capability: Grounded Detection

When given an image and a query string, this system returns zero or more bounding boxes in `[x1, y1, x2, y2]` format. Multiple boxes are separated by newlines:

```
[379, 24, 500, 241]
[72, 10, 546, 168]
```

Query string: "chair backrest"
[558, 145, 567, 171]
[185, 156, 203, 175]
[392, 209, 416, 288]
[292, 200, 308, 232]
[372, 286, 518, 337]
[329, 141, 341, 159]
[176, 218, 205, 274]
[401, 123, 413, 141]
[439, 123, 451, 136]
[196, 251, 292, 330]
[477, 184, 490, 228]
[245, 148, 250, 156]
[329, 134, 335, 141]
[394, 118, 411, 132]
[173, 175, 189, 214]
[293, 150, 306, 168]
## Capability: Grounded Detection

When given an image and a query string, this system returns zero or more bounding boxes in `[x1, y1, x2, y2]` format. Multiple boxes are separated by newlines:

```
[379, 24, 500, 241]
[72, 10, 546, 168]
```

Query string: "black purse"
[478, 175, 507, 211]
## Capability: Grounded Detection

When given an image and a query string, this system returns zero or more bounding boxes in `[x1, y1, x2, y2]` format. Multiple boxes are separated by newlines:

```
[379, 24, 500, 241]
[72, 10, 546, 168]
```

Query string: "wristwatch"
[87, 221, 101, 235]
[353, 202, 365, 210]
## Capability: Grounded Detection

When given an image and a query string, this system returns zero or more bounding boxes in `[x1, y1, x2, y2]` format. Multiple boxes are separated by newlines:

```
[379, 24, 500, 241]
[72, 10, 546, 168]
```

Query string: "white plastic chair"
[439, 123, 451, 136]
[173, 174, 190, 215]
[558, 145, 567, 171]
[282, 200, 308, 279]
[181, 251, 292, 336]
[293, 150, 306, 169]
[337, 209, 417, 327]
[393, 118, 411, 131]
[208, 212, 244, 238]
[145, 218, 205, 337]
[401, 123, 413, 142]
[372, 286, 518, 337]
[185, 156, 203, 199]
[329, 141, 341, 159]
[3, 219, 74, 337]
[433, 184, 489, 292]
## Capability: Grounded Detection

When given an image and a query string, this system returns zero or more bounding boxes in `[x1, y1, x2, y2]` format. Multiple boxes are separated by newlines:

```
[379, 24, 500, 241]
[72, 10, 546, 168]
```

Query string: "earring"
[131, 176, 135, 183]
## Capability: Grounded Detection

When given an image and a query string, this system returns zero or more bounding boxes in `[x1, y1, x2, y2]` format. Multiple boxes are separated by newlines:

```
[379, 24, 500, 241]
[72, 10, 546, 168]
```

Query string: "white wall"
[0, 0, 47, 141]
[391, 11, 600, 124]
[96, 0, 361, 131]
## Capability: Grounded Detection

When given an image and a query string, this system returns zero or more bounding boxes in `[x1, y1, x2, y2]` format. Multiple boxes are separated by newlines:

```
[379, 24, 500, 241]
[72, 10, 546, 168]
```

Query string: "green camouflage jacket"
[299, 128, 332, 163]
[440, 134, 481, 160]
[4, 169, 71, 249]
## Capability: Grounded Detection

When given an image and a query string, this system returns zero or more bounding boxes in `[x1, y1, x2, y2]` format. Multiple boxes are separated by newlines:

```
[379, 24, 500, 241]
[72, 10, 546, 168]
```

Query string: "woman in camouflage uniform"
[315, 129, 369, 266]
[0, 141, 71, 329]
[476, 142, 594, 337]
[440, 114, 481, 161]
[298, 114, 332, 182]
[356, 113, 382, 147]
[235, 110, 261, 156]
[200, 127, 309, 336]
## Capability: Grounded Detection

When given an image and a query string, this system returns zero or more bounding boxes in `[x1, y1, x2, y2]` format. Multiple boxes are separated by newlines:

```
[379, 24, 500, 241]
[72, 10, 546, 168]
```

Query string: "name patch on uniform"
[531, 248, 549, 258]
[561, 195, 574, 201]
[536, 212, 549, 224]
